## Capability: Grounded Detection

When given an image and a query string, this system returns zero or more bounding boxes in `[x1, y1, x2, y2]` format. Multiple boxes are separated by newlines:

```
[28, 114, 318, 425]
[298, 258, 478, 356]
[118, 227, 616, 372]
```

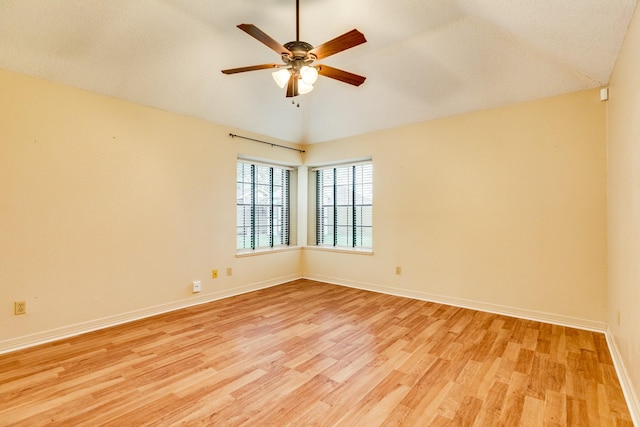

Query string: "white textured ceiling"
[0, 0, 636, 143]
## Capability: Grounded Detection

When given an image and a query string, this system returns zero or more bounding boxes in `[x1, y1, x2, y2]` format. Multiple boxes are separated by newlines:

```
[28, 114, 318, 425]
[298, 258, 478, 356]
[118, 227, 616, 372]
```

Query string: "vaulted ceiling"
[0, 0, 636, 143]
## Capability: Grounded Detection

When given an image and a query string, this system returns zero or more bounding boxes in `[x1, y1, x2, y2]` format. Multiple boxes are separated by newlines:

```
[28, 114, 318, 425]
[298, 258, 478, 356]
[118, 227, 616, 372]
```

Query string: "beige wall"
[0, 69, 302, 343]
[304, 89, 608, 323]
[1, 67, 610, 345]
[0, 66, 613, 356]
[607, 1, 640, 413]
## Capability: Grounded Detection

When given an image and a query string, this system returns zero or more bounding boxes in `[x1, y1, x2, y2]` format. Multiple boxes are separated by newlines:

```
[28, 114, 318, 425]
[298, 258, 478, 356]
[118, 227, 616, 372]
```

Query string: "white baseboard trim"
[606, 328, 640, 426]
[0, 274, 301, 355]
[303, 273, 608, 332]
[4, 273, 636, 423]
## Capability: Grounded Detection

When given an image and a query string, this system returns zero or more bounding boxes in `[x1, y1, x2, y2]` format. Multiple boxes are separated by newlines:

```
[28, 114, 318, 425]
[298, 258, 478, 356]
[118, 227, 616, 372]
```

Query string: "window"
[316, 162, 372, 248]
[237, 161, 290, 250]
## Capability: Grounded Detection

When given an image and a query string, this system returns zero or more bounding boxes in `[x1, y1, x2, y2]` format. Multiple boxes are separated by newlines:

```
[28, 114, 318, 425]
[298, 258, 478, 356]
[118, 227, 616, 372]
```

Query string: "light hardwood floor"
[0, 279, 633, 426]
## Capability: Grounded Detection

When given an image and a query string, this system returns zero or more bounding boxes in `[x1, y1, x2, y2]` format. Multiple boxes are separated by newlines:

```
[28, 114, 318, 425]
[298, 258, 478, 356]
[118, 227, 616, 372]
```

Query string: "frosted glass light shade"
[298, 79, 314, 94]
[272, 69, 291, 88]
[300, 66, 318, 85]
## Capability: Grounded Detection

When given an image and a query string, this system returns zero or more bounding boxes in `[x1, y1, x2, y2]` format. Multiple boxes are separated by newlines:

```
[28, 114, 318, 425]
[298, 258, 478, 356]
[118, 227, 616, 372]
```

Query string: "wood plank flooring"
[0, 279, 633, 426]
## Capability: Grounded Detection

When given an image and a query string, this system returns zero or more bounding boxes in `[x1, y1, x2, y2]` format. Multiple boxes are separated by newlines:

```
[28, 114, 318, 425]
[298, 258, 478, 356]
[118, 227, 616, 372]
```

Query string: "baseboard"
[0, 274, 301, 355]
[606, 328, 640, 426]
[3, 273, 637, 422]
[303, 273, 608, 332]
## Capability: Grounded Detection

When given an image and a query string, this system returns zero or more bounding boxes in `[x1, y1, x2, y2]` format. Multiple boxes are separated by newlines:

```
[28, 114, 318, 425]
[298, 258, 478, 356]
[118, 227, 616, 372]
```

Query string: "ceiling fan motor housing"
[283, 41, 316, 62]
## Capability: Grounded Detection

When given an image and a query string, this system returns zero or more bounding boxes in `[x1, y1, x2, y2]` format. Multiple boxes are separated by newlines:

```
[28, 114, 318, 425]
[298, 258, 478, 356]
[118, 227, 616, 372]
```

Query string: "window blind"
[237, 161, 290, 250]
[316, 163, 372, 248]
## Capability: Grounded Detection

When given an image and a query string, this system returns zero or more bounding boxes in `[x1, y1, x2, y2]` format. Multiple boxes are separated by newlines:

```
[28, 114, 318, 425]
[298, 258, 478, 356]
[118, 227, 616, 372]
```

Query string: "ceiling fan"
[221, 0, 367, 98]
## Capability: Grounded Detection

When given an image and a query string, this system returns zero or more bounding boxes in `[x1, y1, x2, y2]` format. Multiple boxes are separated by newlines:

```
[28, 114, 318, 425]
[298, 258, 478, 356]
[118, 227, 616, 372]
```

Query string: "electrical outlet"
[14, 301, 26, 315]
[192, 280, 201, 293]
[395, 266, 401, 275]
[212, 269, 218, 279]
[227, 267, 232, 276]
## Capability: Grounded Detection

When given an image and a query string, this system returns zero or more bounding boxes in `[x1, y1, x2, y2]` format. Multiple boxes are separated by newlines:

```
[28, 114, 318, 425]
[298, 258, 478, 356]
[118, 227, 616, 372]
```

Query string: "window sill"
[303, 246, 374, 256]
[236, 246, 302, 258]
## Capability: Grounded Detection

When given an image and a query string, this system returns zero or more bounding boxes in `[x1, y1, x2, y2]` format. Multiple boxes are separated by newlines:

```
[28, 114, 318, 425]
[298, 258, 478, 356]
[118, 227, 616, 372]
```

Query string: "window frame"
[313, 161, 373, 250]
[236, 160, 292, 252]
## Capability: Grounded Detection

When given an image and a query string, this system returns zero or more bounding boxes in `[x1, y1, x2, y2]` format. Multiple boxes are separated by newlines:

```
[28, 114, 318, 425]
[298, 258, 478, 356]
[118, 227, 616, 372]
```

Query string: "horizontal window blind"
[237, 161, 290, 250]
[316, 163, 372, 249]
[310, 159, 372, 172]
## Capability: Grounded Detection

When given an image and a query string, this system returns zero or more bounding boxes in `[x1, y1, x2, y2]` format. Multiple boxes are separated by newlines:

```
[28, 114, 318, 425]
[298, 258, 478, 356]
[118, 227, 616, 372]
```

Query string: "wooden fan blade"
[317, 65, 366, 86]
[221, 64, 280, 74]
[309, 29, 366, 60]
[286, 76, 299, 97]
[237, 24, 292, 56]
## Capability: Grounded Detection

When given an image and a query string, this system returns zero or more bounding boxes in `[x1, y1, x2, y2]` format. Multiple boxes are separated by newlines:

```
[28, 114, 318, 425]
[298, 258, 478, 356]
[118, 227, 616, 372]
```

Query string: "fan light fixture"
[272, 68, 291, 88]
[272, 65, 318, 94]
[221, 0, 366, 102]
[298, 78, 314, 94]
[300, 66, 318, 85]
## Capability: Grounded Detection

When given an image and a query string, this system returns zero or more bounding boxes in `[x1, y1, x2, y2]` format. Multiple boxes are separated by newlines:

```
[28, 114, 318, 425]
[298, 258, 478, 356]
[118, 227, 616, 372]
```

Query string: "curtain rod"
[229, 133, 305, 153]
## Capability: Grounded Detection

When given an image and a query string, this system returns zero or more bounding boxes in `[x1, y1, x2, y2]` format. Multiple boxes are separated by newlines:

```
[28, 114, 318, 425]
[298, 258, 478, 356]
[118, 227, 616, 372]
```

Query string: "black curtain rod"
[229, 133, 305, 153]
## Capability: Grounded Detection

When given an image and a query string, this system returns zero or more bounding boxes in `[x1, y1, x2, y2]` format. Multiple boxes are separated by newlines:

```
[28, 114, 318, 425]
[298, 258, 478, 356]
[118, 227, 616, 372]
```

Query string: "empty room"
[1, 1, 639, 425]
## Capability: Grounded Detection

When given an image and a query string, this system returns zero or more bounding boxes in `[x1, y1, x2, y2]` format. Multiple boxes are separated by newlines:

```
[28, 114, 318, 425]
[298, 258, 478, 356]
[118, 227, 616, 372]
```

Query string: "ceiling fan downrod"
[296, 0, 300, 41]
